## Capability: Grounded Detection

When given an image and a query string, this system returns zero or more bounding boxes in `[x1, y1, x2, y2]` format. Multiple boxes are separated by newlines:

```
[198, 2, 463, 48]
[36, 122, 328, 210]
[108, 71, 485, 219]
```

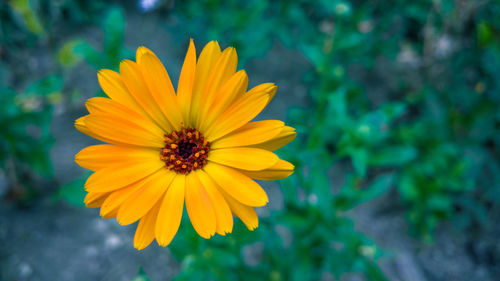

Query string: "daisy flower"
[75, 40, 296, 250]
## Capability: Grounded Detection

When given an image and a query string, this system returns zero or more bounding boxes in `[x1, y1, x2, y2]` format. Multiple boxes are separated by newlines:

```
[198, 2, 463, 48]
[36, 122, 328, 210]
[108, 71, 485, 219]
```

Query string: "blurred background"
[1, 0, 500, 280]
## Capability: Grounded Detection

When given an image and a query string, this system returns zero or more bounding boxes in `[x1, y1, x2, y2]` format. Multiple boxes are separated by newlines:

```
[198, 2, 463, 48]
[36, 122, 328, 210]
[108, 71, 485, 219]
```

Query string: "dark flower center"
[177, 141, 196, 159]
[160, 127, 210, 174]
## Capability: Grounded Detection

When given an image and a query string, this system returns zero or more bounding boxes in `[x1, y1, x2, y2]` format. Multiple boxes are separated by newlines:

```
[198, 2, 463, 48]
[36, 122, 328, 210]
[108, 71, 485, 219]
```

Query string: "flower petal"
[85, 97, 161, 134]
[137, 51, 184, 131]
[189, 41, 221, 126]
[100, 180, 144, 218]
[199, 70, 248, 133]
[84, 114, 164, 148]
[251, 126, 296, 151]
[117, 169, 176, 225]
[177, 39, 197, 124]
[211, 120, 284, 149]
[136, 46, 157, 63]
[238, 159, 294, 180]
[75, 144, 160, 171]
[84, 191, 109, 208]
[97, 69, 148, 117]
[195, 47, 237, 128]
[84, 160, 164, 193]
[205, 83, 277, 141]
[155, 175, 185, 246]
[102, 207, 119, 219]
[120, 59, 174, 132]
[203, 162, 268, 207]
[193, 170, 233, 235]
[185, 173, 216, 238]
[75, 116, 114, 144]
[208, 147, 278, 171]
[219, 189, 258, 231]
[134, 199, 162, 250]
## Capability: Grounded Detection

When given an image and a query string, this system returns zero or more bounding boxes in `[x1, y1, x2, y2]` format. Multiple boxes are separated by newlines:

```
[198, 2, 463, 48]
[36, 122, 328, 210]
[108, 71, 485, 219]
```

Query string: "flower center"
[160, 127, 210, 174]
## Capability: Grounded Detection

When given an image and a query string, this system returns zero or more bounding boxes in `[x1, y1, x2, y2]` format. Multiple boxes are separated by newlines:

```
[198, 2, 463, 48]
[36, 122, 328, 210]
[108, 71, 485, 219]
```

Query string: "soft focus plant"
[57, 6, 133, 71]
[0, 75, 61, 203]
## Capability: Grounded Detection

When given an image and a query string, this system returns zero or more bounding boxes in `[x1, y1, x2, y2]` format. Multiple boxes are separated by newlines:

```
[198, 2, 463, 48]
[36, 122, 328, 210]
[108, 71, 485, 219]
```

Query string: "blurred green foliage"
[132, 267, 152, 281]
[175, 0, 500, 239]
[57, 6, 133, 71]
[170, 0, 500, 278]
[1, 0, 500, 280]
[0, 75, 60, 202]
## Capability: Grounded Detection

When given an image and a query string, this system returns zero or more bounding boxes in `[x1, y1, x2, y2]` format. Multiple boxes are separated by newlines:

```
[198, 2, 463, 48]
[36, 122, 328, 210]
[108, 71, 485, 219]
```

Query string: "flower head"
[75, 40, 296, 250]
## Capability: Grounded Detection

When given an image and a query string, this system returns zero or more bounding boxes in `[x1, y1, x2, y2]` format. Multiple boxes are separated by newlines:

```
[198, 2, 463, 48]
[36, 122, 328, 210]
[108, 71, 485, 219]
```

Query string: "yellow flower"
[75, 40, 296, 250]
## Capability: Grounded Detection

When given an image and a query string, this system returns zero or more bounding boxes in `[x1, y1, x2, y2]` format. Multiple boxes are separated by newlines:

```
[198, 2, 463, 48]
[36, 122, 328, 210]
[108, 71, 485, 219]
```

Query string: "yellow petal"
[177, 39, 196, 124]
[194, 170, 233, 235]
[84, 114, 164, 148]
[134, 199, 162, 250]
[85, 97, 161, 133]
[185, 173, 216, 238]
[189, 41, 221, 126]
[137, 51, 183, 130]
[75, 116, 114, 144]
[100, 180, 144, 218]
[120, 59, 173, 132]
[136, 46, 158, 64]
[84, 160, 164, 193]
[102, 207, 119, 219]
[75, 144, 160, 171]
[84, 191, 109, 208]
[97, 69, 148, 117]
[155, 175, 185, 246]
[205, 83, 277, 141]
[195, 47, 237, 128]
[238, 159, 295, 180]
[219, 189, 259, 231]
[208, 147, 278, 171]
[211, 120, 284, 149]
[203, 162, 268, 207]
[251, 126, 296, 151]
[199, 70, 248, 133]
[117, 169, 176, 225]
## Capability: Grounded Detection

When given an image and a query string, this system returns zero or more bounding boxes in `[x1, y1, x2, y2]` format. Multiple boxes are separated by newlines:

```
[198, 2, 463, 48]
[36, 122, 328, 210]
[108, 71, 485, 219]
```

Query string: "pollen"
[160, 127, 210, 174]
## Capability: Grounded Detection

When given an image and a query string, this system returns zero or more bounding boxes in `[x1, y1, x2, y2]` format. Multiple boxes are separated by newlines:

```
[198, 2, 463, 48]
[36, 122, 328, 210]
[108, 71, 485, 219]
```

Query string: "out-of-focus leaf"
[56, 175, 87, 207]
[103, 7, 125, 65]
[351, 148, 368, 178]
[9, 0, 43, 34]
[369, 146, 417, 166]
[57, 39, 85, 67]
[25, 75, 63, 98]
[132, 267, 151, 281]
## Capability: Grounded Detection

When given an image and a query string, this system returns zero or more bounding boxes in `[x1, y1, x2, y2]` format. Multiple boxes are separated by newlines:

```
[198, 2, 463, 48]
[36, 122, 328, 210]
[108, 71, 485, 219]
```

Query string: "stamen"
[160, 127, 210, 174]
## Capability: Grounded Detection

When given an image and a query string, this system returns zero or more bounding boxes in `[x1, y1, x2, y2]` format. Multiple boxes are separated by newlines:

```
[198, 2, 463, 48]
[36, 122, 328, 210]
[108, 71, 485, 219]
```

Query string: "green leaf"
[9, 0, 43, 34]
[369, 146, 417, 166]
[351, 148, 368, 178]
[57, 39, 85, 67]
[399, 175, 418, 200]
[26, 75, 63, 97]
[132, 267, 151, 281]
[478, 22, 493, 47]
[103, 7, 126, 66]
[55, 175, 88, 207]
[358, 173, 394, 204]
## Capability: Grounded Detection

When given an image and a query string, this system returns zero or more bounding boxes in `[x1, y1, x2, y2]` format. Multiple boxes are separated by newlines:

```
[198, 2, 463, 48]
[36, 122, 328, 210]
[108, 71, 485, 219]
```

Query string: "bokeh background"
[1, 0, 500, 280]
